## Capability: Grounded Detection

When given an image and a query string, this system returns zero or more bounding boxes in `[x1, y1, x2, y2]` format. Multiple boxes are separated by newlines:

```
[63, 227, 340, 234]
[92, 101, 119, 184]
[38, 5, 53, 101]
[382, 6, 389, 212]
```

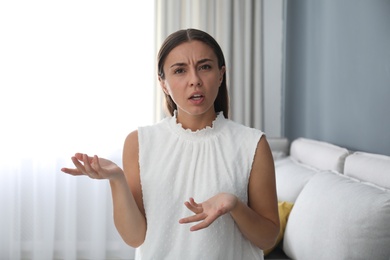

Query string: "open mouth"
[189, 94, 204, 100]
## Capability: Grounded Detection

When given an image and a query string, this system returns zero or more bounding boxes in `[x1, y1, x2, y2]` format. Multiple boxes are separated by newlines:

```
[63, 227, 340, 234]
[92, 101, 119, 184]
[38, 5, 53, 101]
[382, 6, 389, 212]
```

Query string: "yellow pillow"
[263, 201, 294, 256]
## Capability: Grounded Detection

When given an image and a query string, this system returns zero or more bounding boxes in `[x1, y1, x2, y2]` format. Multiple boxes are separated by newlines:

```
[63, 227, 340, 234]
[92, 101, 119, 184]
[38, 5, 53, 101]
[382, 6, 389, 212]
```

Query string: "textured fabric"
[137, 112, 264, 260]
[289, 138, 349, 173]
[283, 171, 390, 260]
[344, 152, 390, 189]
[274, 157, 319, 203]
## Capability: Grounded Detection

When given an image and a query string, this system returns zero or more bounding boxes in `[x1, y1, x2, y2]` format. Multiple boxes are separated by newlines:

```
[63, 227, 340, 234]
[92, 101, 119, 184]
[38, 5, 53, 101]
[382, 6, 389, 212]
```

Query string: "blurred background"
[1, 0, 389, 259]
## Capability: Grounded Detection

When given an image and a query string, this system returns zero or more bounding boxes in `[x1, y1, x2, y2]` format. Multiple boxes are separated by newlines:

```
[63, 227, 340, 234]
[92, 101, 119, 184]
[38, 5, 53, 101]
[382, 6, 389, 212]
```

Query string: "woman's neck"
[176, 110, 217, 131]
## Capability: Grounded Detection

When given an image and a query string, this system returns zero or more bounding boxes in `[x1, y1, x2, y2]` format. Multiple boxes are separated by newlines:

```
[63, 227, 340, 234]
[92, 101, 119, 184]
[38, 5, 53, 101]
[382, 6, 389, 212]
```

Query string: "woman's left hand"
[179, 193, 238, 231]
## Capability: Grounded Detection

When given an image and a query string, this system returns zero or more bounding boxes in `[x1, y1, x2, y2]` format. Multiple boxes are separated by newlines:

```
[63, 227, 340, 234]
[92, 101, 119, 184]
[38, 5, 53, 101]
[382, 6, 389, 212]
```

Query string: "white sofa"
[265, 137, 390, 260]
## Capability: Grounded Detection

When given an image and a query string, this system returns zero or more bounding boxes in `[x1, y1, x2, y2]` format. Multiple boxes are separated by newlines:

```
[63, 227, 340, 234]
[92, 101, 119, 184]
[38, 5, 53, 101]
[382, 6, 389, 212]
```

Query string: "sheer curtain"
[155, 0, 264, 129]
[0, 1, 155, 259]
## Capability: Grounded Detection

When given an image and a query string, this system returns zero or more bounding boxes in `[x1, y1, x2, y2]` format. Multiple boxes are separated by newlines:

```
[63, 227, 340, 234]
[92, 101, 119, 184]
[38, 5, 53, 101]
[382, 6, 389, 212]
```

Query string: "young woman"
[61, 28, 279, 259]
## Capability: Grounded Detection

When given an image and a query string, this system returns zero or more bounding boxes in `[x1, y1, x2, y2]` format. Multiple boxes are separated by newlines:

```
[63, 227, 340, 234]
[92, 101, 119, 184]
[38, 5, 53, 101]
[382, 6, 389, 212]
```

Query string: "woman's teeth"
[191, 94, 202, 100]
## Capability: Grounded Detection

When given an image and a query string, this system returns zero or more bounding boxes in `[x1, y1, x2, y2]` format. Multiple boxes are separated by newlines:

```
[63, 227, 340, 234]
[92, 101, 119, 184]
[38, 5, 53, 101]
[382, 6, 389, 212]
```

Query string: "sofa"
[264, 137, 390, 260]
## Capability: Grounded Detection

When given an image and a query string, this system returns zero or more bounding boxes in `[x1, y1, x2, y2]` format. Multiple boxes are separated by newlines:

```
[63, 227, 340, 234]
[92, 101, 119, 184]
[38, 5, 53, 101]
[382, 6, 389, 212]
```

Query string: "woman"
[61, 28, 279, 259]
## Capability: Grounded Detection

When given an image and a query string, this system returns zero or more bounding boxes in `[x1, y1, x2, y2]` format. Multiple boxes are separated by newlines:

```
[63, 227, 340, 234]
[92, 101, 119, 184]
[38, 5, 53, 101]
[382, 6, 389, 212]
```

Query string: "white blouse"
[136, 112, 264, 260]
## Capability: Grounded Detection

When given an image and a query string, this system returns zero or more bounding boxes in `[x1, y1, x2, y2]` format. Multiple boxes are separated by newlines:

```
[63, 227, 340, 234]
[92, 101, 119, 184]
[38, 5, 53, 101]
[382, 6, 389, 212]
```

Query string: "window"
[0, 1, 155, 259]
[1, 0, 155, 158]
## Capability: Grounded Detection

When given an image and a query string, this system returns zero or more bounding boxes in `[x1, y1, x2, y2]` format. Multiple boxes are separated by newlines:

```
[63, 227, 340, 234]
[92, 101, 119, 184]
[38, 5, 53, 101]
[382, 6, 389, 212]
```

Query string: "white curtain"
[155, 0, 264, 129]
[0, 1, 155, 259]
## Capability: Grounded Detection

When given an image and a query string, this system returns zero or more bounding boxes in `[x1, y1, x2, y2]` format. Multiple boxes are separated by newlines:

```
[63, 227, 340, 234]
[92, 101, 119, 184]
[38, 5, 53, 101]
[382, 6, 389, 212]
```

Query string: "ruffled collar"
[168, 111, 225, 139]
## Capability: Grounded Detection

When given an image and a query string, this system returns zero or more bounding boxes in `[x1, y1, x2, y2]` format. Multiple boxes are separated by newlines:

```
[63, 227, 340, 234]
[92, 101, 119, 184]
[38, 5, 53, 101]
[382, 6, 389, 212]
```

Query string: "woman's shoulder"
[136, 117, 173, 145]
[223, 117, 264, 136]
[124, 129, 139, 151]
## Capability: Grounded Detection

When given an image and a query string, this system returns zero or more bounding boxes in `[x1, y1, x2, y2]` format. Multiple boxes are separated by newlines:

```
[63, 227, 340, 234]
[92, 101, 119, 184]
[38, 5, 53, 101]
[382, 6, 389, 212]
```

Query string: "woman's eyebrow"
[197, 58, 213, 64]
[169, 58, 214, 68]
[170, 62, 186, 68]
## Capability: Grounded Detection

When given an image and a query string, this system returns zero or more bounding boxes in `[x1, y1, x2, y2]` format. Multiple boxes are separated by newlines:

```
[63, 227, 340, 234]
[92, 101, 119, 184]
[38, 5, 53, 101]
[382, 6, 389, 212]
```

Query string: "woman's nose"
[189, 70, 202, 86]
[191, 81, 201, 86]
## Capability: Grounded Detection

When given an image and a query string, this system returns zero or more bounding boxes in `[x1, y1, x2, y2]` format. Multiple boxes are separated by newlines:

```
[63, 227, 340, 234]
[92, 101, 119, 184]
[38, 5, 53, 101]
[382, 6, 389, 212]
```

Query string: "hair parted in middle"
[157, 28, 229, 118]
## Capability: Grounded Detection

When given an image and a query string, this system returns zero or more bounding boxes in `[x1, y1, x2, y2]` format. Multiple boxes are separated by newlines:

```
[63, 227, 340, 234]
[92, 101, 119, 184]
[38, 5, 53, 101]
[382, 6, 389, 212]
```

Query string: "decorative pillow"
[263, 201, 294, 256]
[344, 151, 390, 189]
[283, 171, 390, 260]
[275, 157, 319, 203]
[290, 138, 349, 172]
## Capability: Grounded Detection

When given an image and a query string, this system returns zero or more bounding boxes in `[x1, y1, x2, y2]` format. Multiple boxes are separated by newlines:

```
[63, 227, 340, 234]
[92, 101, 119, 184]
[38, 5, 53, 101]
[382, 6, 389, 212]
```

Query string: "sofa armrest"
[268, 137, 289, 160]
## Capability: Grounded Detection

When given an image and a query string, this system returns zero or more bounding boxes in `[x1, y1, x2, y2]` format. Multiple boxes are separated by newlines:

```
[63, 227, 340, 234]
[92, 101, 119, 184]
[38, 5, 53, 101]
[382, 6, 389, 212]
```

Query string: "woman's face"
[159, 40, 225, 119]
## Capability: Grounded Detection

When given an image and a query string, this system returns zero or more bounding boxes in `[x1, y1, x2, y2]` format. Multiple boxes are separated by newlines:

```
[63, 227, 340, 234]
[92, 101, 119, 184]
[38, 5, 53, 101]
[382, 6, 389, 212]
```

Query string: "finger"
[60, 167, 84, 176]
[184, 198, 204, 214]
[184, 201, 203, 214]
[190, 221, 211, 231]
[75, 153, 95, 164]
[92, 155, 101, 171]
[189, 197, 200, 207]
[189, 214, 218, 231]
[179, 212, 207, 224]
[74, 153, 84, 160]
[83, 154, 97, 177]
[91, 155, 103, 179]
[71, 156, 87, 173]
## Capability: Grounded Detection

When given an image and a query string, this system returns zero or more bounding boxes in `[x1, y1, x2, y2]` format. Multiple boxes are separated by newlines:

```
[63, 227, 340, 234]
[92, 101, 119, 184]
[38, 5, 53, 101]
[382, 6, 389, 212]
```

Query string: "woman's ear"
[158, 76, 169, 95]
[219, 66, 226, 84]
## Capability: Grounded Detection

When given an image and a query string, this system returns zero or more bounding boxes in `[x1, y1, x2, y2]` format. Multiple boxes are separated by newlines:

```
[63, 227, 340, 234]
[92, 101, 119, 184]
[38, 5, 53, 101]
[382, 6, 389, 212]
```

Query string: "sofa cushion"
[290, 138, 349, 172]
[283, 171, 390, 260]
[275, 158, 319, 203]
[344, 152, 390, 189]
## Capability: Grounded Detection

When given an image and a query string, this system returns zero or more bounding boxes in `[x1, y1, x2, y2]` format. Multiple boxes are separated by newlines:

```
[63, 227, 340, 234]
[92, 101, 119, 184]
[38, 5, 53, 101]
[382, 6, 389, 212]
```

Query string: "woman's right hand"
[61, 153, 124, 180]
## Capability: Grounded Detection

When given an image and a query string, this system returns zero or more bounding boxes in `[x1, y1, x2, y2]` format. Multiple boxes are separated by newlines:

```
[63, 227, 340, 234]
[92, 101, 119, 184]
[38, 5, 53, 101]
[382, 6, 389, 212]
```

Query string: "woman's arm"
[61, 130, 147, 247]
[179, 135, 279, 250]
[230, 135, 280, 249]
[111, 130, 146, 247]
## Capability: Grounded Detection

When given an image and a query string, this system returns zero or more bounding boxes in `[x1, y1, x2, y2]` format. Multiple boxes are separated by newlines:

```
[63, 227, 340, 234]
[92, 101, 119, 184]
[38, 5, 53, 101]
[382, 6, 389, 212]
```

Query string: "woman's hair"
[157, 28, 229, 118]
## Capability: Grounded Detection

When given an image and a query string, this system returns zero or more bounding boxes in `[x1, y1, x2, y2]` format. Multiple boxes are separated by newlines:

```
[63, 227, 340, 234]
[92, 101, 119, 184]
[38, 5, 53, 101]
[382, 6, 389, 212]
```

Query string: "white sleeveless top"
[136, 112, 264, 260]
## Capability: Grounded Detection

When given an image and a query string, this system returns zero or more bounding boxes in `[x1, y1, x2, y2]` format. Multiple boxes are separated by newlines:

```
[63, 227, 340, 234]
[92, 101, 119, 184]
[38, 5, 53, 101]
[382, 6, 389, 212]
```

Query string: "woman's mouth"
[190, 94, 204, 100]
[189, 94, 205, 105]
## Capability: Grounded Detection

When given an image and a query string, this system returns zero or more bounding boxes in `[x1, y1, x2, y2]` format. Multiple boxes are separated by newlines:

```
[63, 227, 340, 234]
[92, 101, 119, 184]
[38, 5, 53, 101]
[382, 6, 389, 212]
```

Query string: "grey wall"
[284, 0, 390, 155]
[264, 0, 284, 137]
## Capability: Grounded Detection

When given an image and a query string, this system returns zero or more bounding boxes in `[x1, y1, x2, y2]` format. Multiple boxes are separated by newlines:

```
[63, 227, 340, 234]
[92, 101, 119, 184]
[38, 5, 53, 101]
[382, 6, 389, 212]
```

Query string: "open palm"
[179, 193, 238, 231]
[61, 153, 123, 180]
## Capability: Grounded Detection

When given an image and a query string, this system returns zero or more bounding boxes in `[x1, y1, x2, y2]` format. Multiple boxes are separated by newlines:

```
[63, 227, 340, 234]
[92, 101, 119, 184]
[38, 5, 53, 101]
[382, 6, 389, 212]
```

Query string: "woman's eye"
[174, 68, 185, 74]
[199, 64, 211, 70]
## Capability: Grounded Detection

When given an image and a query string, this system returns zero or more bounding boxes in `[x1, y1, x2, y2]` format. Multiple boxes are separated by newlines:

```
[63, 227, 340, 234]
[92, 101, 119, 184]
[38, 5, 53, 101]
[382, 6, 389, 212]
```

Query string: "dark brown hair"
[157, 28, 229, 118]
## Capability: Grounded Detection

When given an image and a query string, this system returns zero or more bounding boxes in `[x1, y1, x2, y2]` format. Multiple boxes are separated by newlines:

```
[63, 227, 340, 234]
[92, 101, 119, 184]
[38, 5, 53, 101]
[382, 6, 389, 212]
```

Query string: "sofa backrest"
[290, 138, 350, 173]
[344, 151, 390, 189]
[274, 138, 350, 203]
